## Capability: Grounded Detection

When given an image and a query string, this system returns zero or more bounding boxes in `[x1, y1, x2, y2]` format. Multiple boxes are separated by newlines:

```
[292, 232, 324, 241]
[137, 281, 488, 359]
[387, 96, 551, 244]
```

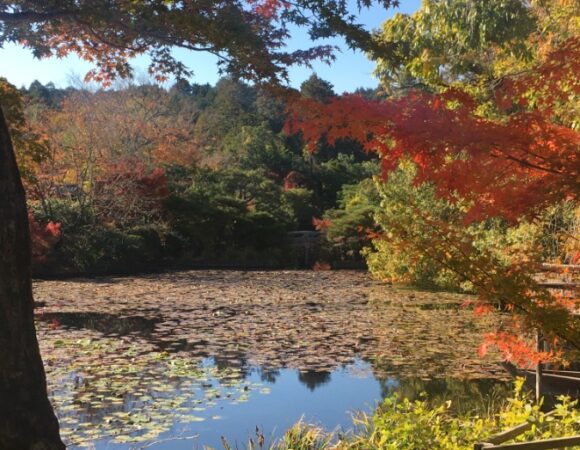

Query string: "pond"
[34, 270, 509, 449]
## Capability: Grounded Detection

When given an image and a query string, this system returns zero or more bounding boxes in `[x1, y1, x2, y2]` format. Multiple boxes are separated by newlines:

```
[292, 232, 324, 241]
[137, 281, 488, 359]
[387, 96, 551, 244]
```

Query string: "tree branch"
[0, 9, 75, 23]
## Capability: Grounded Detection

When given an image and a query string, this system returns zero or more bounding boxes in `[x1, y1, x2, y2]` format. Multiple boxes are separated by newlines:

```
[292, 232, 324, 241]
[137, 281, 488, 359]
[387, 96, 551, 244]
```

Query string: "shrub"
[363, 163, 466, 290]
[320, 179, 380, 264]
[267, 381, 580, 450]
[363, 162, 558, 292]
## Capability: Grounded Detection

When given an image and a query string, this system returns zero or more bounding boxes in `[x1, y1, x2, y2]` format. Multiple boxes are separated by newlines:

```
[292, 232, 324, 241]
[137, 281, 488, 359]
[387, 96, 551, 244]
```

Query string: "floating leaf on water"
[36, 270, 507, 447]
[178, 415, 206, 423]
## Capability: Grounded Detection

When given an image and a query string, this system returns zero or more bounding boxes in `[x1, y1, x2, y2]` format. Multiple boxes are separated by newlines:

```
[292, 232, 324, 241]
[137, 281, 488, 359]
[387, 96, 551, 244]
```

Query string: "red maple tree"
[288, 36, 580, 366]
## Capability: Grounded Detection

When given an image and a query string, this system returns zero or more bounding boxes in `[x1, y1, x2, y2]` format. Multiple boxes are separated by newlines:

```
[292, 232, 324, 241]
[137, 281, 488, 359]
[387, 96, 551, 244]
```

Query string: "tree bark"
[0, 106, 64, 449]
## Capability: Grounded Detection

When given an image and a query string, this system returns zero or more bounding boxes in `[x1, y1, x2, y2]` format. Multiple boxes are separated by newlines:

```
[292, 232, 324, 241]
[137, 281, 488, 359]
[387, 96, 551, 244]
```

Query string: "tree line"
[7, 76, 379, 273]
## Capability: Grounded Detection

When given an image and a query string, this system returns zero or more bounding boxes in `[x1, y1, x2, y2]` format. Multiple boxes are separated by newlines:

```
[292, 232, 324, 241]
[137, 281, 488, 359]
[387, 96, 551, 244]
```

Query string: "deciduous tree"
[288, 0, 580, 365]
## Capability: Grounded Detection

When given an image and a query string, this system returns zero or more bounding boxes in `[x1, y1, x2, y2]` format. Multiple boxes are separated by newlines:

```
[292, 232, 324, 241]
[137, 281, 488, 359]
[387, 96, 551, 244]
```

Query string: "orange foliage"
[287, 38, 580, 224]
[478, 332, 554, 367]
[247, 0, 289, 18]
[29, 212, 61, 264]
[312, 217, 332, 231]
[313, 261, 332, 271]
[92, 161, 169, 227]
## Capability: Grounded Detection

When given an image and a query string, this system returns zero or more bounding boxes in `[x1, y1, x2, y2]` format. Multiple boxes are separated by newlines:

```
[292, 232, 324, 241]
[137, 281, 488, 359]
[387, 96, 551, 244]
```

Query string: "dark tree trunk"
[0, 106, 64, 449]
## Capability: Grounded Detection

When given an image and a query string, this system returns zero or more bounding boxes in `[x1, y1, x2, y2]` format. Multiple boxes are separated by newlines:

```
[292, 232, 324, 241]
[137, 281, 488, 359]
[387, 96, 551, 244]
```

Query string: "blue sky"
[0, 1, 421, 93]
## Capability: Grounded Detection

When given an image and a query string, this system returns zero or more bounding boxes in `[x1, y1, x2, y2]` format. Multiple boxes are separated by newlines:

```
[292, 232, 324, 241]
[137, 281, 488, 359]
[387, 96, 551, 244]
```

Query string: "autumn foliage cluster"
[28, 212, 61, 264]
[289, 39, 579, 224]
[289, 0, 580, 366]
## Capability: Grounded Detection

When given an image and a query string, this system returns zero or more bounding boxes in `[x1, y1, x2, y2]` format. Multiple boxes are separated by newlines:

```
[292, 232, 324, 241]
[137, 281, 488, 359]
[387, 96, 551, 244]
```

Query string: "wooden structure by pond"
[534, 275, 579, 401]
[503, 361, 580, 400]
[481, 268, 580, 449]
[475, 435, 580, 449]
[502, 269, 580, 402]
[475, 410, 580, 449]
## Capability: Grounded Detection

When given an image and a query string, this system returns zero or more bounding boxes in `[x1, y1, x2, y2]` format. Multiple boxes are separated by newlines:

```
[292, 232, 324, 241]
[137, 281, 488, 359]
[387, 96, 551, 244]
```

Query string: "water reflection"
[37, 311, 160, 336]
[34, 270, 510, 449]
[257, 367, 281, 384]
[379, 376, 509, 416]
[298, 369, 332, 391]
[47, 349, 510, 450]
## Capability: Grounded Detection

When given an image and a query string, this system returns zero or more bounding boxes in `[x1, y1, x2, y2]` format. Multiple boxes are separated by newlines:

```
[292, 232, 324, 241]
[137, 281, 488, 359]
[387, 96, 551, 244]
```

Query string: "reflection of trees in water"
[37, 312, 509, 408]
[298, 370, 332, 391]
[37, 312, 159, 336]
[375, 374, 510, 416]
[37, 312, 509, 406]
[258, 367, 280, 383]
[213, 352, 250, 374]
[205, 357, 334, 392]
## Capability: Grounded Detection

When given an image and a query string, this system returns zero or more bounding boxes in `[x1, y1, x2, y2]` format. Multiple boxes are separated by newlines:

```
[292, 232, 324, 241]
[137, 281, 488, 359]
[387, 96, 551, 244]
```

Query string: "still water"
[34, 270, 508, 449]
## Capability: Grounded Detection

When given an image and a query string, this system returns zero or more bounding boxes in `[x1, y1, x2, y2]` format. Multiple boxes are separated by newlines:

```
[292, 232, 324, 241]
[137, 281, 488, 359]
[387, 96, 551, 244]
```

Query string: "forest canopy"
[6, 75, 378, 273]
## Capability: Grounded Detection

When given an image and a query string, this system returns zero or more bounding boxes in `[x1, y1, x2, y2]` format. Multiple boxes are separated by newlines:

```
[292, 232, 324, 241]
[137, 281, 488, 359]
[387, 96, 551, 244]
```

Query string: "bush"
[46, 225, 164, 274]
[362, 162, 556, 291]
[266, 381, 580, 450]
[282, 187, 317, 230]
[30, 200, 166, 274]
[320, 178, 380, 264]
[363, 163, 466, 290]
[164, 167, 297, 264]
[234, 211, 288, 251]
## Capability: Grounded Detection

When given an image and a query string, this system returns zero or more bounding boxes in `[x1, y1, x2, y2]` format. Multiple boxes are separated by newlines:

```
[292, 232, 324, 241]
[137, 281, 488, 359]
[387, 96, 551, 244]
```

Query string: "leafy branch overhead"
[0, 0, 398, 84]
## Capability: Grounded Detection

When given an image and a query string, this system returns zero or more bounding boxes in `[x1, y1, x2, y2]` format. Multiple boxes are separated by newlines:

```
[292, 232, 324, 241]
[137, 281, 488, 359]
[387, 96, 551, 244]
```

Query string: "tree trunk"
[0, 106, 64, 449]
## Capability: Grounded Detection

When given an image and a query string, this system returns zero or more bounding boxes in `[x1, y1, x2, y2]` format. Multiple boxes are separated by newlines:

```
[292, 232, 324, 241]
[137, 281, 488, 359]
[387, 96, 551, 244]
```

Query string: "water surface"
[34, 270, 508, 449]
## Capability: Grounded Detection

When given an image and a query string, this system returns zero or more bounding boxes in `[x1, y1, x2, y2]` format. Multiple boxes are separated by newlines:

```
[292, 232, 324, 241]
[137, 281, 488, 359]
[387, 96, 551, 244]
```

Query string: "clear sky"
[0, 1, 421, 93]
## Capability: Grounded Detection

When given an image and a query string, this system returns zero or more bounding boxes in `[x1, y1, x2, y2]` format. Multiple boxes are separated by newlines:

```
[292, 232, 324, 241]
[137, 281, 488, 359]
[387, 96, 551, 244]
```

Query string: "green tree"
[195, 78, 258, 154]
[300, 73, 336, 102]
[322, 177, 380, 263]
[222, 124, 298, 175]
